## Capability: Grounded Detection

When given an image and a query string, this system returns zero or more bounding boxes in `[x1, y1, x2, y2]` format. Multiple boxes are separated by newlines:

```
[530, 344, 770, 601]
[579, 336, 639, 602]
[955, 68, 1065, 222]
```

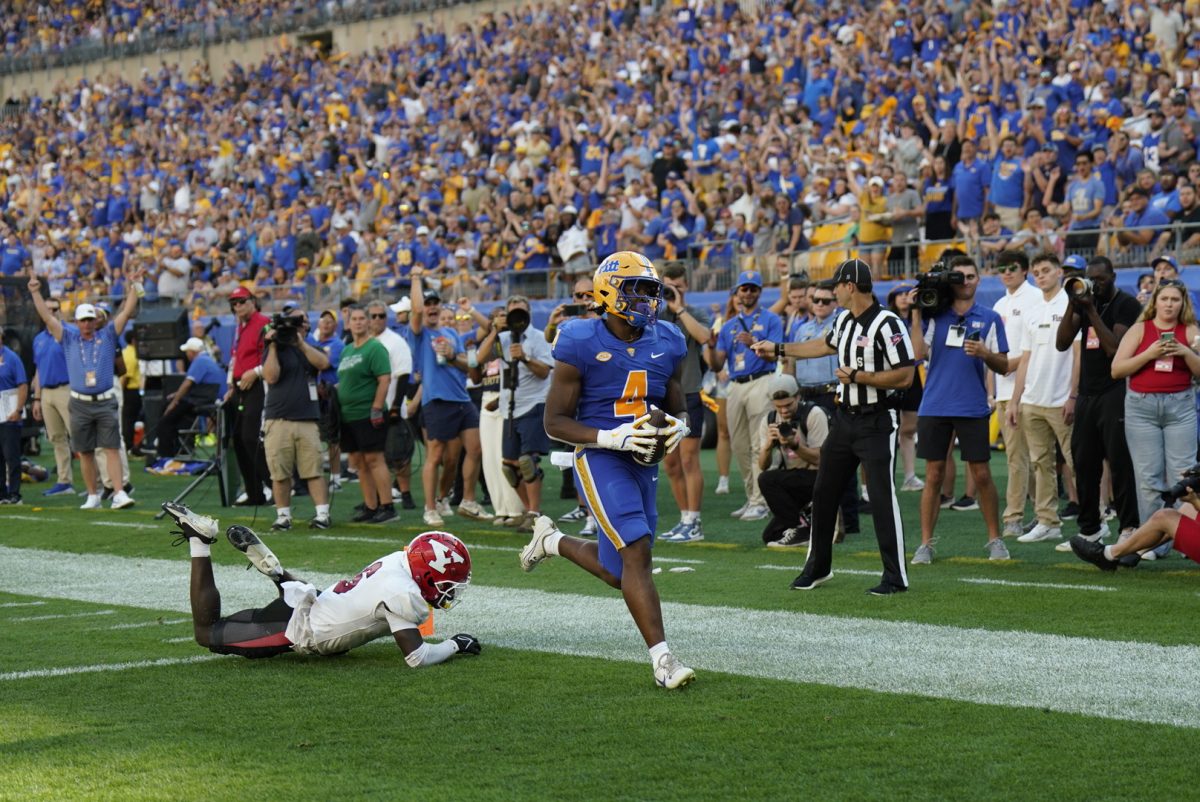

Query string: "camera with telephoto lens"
[663, 285, 677, 303]
[777, 421, 795, 439]
[1065, 276, 1094, 300]
[502, 306, 530, 337]
[1161, 463, 1200, 504]
[270, 312, 302, 345]
[915, 262, 965, 316]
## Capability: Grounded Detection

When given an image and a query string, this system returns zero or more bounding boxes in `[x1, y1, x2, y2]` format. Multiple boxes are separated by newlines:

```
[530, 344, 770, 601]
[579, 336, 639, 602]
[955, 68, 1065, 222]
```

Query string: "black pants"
[156, 400, 199, 458]
[808, 392, 859, 531]
[230, 382, 270, 505]
[758, 467, 817, 543]
[803, 408, 907, 589]
[0, 423, 19, 498]
[122, 388, 142, 452]
[1072, 385, 1139, 535]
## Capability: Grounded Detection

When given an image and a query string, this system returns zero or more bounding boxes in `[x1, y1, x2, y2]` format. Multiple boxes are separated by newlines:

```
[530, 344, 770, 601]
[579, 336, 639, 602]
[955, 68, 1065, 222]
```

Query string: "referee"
[753, 259, 916, 595]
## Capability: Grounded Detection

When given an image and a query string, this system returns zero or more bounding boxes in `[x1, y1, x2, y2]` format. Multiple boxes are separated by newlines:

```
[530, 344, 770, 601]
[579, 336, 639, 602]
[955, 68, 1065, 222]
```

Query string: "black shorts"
[340, 417, 387, 454]
[684, 392, 704, 440]
[898, 370, 923, 412]
[502, 403, 552, 460]
[916, 415, 992, 463]
[208, 596, 294, 659]
[423, 399, 480, 442]
[319, 388, 341, 444]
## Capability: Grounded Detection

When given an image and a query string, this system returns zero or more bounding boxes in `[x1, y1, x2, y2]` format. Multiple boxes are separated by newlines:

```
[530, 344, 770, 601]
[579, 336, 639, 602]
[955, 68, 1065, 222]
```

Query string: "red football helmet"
[406, 531, 472, 610]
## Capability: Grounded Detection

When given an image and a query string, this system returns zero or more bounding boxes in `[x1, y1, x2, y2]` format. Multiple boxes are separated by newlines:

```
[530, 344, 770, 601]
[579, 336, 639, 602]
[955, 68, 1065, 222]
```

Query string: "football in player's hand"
[632, 407, 670, 467]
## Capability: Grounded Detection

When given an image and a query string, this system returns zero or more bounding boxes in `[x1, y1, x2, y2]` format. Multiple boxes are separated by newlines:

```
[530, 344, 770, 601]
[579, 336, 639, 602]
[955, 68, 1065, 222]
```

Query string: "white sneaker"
[329, 475, 344, 492]
[110, 491, 135, 510]
[653, 652, 696, 689]
[580, 516, 598, 537]
[1017, 523, 1062, 543]
[161, 502, 219, 543]
[714, 476, 730, 495]
[457, 499, 493, 520]
[520, 515, 558, 572]
[911, 543, 934, 564]
[1002, 521, 1024, 539]
[729, 503, 749, 518]
[391, 487, 402, 502]
[1054, 540, 1074, 552]
[423, 509, 445, 526]
[900, 476, 926, 492]
[80, 494, 102, 510]
[739, 504, 768, 521]
[987, 539, 1011, 560]
[437, 497, 454, 518]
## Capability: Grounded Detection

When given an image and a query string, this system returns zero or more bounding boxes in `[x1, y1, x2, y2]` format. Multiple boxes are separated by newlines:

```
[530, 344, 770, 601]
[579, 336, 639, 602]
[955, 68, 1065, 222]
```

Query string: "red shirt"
[1129, 322, 1191, 394]
[231, 312, 270, 380]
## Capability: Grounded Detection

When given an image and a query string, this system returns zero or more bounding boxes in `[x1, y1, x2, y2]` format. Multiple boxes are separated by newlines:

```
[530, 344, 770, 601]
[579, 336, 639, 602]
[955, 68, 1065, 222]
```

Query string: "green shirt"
[337, 338, 391, 421]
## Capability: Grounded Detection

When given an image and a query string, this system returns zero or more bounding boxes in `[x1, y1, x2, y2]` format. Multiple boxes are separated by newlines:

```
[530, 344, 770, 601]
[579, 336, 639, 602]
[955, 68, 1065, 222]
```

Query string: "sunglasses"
[1158, 279, 1185, 289]
[47, 307, 60, 313]
[424, 299, 441, 306]
[369, 313, 387, 319]
[738, 285, 761, 292]
[573, 291, 591, 299]
[455, 314, 472, 321]
[812, 297, 834, 305]
[997, 264, 1025, 274]
[230, 297, 250, 306]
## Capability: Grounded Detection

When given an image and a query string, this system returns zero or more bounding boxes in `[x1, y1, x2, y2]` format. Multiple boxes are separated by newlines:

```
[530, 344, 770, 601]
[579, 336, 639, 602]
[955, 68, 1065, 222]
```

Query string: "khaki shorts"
[263, 419, 323, 482]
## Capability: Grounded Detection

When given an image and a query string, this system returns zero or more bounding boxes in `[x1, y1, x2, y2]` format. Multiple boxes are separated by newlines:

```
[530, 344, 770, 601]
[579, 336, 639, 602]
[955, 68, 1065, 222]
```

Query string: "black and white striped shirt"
[824, 303, 915, 408]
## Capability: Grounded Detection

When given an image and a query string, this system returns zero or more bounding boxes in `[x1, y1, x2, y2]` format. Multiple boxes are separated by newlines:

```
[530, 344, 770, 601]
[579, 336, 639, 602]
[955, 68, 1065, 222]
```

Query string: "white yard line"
[106, 618, 192, 630]
[960, 577, 1117, 592]
[756, 564, 880, 577]
[307, 535, 705, 564]
[10, 610, 117, 623]
[0, 655, 222, 681]
[0, 601, 47, 608]
[1, 544, 1198, 729]
[88, 521, 162, 531]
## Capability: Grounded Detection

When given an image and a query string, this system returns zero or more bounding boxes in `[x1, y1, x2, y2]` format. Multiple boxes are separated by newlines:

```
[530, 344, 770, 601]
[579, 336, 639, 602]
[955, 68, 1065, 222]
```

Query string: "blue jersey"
[411, 327, 470, 404]
[552, 317, 687, 432]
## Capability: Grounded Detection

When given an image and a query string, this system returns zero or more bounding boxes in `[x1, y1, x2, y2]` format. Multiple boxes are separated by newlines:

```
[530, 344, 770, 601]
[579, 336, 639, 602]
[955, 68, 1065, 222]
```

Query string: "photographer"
[262, 309, 332, 531]
[1071, 480, 1200, 571]
[909, 256, 1011, 564]
[658, 264, 713, 543]
[1053, 256, 1142, 552]
[757, 375, 828, 548]
[477, 295, 552, 530]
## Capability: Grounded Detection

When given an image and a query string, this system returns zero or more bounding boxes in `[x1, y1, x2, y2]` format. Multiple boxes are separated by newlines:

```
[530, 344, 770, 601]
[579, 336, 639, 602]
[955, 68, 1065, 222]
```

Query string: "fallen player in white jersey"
[163, 501, 481, 666]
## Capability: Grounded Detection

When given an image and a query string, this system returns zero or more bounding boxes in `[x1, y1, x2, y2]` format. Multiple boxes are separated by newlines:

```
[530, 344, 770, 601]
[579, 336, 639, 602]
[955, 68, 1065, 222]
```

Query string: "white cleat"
[225, 525, 284, 578]
[653, 652, 696, 689]
[520, 515, 558, 573]
[161, 502, 219, 544]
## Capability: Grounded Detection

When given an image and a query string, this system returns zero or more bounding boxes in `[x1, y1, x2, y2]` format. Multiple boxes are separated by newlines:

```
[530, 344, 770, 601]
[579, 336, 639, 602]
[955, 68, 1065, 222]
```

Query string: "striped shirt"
[824, 303, 915, 408]
[61, 323, 119, 395]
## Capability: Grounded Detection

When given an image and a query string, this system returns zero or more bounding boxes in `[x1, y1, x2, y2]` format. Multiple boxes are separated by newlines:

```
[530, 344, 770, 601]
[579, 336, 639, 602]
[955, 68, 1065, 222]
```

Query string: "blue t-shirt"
[33, 330, 70, 387]
[1124, 205, 1170, 232]
[411, 327, 469, 404]
[61, 323, 119, 395]
[990, 157, 1024, 209]
[309, 334, 344, 385]
[0, 243, 29, 276]
[716, 307, 783, 378]
[552, 317, 687, 432]
[185, 352, 227, 400]
[952, 158, 988, 219]
[923, 178, 954, 215]
[1065, 175, 1105, 230]
[918, 303, 1008, 418]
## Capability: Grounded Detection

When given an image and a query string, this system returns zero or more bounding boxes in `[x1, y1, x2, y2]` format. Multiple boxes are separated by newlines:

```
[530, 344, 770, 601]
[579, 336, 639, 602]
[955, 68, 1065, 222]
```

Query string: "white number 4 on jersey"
[428, 539, 465, 574]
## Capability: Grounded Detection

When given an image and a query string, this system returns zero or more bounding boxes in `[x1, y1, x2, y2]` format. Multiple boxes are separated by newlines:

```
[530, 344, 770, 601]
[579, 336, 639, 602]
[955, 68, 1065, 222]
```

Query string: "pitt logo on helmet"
[592, 251, 663, 329]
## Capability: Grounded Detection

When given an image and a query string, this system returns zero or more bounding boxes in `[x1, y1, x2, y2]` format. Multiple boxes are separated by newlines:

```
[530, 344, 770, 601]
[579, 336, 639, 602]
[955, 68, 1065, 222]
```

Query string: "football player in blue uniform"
[519, 251, 695, 689]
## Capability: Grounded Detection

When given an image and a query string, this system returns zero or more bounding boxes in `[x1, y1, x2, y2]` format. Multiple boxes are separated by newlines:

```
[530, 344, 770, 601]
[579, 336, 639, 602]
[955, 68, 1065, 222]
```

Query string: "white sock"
[682, 510, 698, 524]
[189, 539, 211, 558]
[544, 531, 563, 556]
[1104, 545, 1116, 561]
[316, 504, 330, 518]
[648, 641, 670, 665]
[276, 506, 291, 519]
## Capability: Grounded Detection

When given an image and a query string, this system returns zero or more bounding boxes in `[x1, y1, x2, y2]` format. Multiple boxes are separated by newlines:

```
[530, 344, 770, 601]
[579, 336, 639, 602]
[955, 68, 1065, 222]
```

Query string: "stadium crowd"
[4, 0, 1200, 570]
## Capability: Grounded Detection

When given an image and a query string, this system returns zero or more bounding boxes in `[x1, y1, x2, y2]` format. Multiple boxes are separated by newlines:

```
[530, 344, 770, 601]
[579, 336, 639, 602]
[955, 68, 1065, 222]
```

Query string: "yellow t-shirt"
[858, 191, 891, 244]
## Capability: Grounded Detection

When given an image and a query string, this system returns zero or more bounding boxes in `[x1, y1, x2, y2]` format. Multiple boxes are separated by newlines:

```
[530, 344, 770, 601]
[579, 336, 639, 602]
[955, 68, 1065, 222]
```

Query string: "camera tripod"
[153, 402, 229, 519]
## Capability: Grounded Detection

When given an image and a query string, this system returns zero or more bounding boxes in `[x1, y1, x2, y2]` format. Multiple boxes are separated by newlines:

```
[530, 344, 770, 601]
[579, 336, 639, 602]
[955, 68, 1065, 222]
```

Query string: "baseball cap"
[74, 303, 98, 321]
[868, 176, 885, 188]
[390, 297, 413, 314]
[416, 225, 431, 235]
[1028, 97, 1047, 108]
[454, 248, 470, 258]
[229, 286, 253, 301]
[767, 373, 799, 398]
[562, 204, 578, 215]
[831, 258, 873, 289]
[180, 337, 206, 352]
[422, 288, 442, 304]
[736, 269, 763, 288]
[1040, 142, 1058, 153]
[666, 171, 681, 180]
[319, 308, 338, 320]
[1062, 254, 1088, 271]
[1152, 255, 1180, 271]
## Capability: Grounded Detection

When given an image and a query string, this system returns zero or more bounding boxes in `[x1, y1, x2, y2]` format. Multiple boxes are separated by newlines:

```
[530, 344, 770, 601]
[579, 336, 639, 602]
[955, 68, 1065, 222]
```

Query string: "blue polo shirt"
[411, 327, 470, 405]
[185, 352, 227, 400]
[33, 330, 70, 387]
[60, 323, 119, 395]
[0, 346, 28, 425]
[952, 158, 988, 220]
[792, 313, 839, 386]
[716, 307, 783, 379]
[918, 303, 1008, 418]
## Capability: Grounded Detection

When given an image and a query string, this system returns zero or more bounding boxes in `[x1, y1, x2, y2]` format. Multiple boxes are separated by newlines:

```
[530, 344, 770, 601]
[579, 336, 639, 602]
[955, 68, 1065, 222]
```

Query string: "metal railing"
[0, 0, 470, 77]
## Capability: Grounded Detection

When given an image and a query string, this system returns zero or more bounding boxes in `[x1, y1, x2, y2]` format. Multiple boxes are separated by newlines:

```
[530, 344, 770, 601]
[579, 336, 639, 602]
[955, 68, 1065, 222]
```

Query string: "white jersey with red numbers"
[284, 551, 429, 656]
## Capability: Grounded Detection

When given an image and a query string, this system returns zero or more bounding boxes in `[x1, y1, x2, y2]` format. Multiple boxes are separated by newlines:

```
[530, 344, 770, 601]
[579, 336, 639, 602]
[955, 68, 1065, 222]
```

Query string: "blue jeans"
[1124, 389, 1198, 522]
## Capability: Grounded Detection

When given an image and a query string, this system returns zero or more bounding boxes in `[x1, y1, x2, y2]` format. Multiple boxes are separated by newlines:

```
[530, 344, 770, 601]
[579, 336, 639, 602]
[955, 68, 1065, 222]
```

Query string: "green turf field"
[2, 445, 1197, 801]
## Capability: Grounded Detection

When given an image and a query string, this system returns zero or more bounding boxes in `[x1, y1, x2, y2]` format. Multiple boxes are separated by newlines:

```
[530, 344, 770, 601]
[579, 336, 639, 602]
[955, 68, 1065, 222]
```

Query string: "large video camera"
[915, 262, 965, 316]
[1161, 463, 1200, 504]
[270, 311, 303, 345]
[501, 306, 531, 338]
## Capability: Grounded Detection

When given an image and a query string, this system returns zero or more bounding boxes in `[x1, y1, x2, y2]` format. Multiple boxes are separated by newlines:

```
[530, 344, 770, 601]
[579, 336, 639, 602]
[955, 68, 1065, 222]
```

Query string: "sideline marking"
[960, 577, 1116, 593]
[11, 610, 117, 623]
[89, 521, 161, 531]
[757, 565, 879, 577]
[0, 515, 53, 522]
[0, 655, 221, 681]
[162, 637, 195, 644]
[106, 618, 192, 630]
[2, 544, 1198, 729]
[0, 601, 47, 608]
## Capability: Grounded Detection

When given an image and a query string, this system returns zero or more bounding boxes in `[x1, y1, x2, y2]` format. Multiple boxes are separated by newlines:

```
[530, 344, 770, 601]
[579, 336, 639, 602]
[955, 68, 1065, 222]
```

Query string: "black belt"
[732, 371, 771, 384]
[799, 383, 836, 398]
[838, 403, 889, 417]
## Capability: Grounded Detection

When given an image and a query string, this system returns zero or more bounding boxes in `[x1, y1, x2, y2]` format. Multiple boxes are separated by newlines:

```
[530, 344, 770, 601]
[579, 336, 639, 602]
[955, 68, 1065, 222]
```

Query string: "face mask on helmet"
[407, 531, 473, 610]
[610, 276, 663, 328]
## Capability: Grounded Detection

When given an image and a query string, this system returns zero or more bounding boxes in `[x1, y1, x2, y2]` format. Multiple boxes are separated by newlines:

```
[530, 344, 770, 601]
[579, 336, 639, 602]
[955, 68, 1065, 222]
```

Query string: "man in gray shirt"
[657, 262, 714, 542]
[886, 174, 923, 276]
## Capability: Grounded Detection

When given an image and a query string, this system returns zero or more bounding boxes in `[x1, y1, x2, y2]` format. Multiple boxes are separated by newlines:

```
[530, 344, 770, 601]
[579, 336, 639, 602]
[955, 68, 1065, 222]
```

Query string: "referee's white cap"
[831, 258, 873, 289]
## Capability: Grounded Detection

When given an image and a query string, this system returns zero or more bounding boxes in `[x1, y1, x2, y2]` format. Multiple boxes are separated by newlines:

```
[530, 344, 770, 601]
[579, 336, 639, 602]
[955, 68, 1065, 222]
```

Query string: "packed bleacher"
[0, 0, 1198, 317]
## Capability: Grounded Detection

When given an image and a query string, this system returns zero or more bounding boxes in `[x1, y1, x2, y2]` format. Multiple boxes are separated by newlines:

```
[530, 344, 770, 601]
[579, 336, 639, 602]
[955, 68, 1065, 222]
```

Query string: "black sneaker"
[867, 582, 908, 596]
[123, 482, 134, 495]
[0, 494, 22, 505]
[101, 486, 115, 501]
[308, 514, 332, 530]
[369, 505, 397, 524]
[353, 502, 367, 515]
[1060, 501, 1080, 521]
[949, 495, 979, 511]
[1070, 535, 1120, 571]
[351, 506, 378, 523]
[1118, 552, 1142, 568]
[790, 572, 833, 591]
[939, 494, 955, 509]
[400, 492, 416, 510]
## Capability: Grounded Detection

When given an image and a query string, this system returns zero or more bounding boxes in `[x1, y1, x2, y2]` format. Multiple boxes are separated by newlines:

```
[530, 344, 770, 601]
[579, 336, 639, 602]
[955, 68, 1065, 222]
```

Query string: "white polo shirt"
[374, 328, 414, 414]
[1019, 287, 1078, 408]
[993, 280, 1041, 402]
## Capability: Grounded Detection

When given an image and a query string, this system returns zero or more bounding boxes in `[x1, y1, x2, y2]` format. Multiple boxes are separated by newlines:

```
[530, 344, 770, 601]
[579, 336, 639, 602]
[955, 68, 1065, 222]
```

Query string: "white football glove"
[596, 413, 658, 459]
[659, 411, 690, 454]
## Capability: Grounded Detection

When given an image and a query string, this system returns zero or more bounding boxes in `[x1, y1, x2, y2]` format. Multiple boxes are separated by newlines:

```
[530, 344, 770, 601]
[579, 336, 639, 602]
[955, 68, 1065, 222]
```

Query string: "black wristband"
[775, 342, 785, 358]
[850, 369, 859, 384]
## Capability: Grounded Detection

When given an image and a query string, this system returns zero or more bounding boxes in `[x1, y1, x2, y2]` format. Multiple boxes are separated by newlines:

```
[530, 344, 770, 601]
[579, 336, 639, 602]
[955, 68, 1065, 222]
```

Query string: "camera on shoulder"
[1161, 463, 1200, 504]
[270, 312, 302, 344]
[915, 260, 965, 316]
